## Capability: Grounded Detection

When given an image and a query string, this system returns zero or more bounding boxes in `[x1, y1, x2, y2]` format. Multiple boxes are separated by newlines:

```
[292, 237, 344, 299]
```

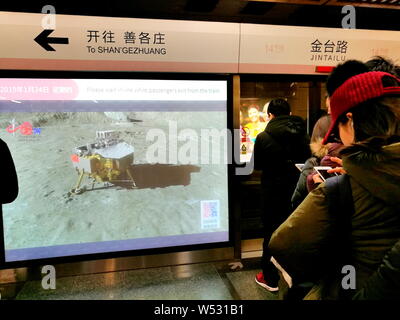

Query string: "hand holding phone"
[314, 166, 338, 181]
[312, 173, 324, 184]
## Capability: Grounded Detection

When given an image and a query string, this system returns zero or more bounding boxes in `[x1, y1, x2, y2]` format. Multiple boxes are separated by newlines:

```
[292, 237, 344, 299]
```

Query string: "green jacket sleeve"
[352, 239, 400, 300]
[269, 184, 335, 283]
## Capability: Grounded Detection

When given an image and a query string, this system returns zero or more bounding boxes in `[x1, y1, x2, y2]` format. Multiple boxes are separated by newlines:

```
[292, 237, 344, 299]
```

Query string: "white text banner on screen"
[0, 79, 227, 100]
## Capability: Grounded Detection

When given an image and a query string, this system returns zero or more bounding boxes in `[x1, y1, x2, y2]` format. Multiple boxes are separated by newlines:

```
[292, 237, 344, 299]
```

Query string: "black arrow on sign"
[34, 29, 69, 51]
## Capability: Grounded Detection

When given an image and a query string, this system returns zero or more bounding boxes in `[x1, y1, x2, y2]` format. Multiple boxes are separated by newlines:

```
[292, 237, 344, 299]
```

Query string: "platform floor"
[2, 258, 277, 300]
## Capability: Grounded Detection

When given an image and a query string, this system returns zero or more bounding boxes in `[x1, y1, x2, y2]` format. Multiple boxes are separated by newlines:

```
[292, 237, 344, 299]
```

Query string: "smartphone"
[295, 163, 305, 172]
[314, 166, 338, 181]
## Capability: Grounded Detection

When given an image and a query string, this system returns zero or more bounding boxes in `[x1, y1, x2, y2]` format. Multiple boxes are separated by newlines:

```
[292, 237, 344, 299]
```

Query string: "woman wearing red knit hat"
[268, 60, 400, 300]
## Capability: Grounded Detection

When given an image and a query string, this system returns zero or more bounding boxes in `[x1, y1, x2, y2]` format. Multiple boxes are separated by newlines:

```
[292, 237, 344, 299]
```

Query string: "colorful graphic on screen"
[0, 78, 229, 263]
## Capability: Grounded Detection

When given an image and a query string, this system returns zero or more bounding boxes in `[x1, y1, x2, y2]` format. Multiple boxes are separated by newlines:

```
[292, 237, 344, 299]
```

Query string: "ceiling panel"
[250, 0, 400, 9]
[250, 0, 327, 4]
[326, 0, 400, 9]
[0, 1, 399, 29]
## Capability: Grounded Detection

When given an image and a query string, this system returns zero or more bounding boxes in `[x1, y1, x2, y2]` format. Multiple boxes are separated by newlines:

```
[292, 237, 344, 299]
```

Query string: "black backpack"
[324, 174, 356, 299]
[325, 174, 354, 264]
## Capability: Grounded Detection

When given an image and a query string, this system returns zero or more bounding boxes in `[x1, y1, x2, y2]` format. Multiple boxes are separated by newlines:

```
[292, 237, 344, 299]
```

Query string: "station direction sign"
[0, 11, 240, 73]
[0, 11, 399, 74]
[239, 23, 400, 74]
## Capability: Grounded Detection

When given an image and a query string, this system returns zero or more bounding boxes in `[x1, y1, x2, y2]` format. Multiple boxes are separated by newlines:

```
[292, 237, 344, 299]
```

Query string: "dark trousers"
[260, 184, 294, 286]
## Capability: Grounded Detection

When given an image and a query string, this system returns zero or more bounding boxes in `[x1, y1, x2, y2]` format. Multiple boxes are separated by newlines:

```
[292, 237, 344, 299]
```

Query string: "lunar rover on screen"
[70, 130, 137, 194]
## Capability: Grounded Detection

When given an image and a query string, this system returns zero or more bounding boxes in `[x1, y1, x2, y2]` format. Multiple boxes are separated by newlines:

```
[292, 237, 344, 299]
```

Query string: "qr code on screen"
[201, 200, 220, 229]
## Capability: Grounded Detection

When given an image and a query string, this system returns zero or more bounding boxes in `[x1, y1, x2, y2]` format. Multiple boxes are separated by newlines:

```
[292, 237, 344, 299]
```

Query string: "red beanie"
[322, 71, 400, 145]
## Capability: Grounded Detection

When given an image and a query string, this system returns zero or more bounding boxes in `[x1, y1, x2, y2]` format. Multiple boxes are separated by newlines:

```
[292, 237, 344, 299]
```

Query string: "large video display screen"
[0, 76, 229, 264]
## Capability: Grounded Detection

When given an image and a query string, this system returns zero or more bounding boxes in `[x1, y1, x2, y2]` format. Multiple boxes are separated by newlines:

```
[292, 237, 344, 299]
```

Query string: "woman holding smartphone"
[268, 60, 400, 300]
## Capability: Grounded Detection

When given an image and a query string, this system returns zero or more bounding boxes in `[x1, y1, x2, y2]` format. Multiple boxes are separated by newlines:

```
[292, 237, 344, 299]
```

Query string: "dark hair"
[366, 56, 400, 78]
[337, 97, 400, 144]
[267, 98, 290, 117]
[311, 115, 332, 143]
[327, 60, 400, 148]
[326, 60, 369, 97]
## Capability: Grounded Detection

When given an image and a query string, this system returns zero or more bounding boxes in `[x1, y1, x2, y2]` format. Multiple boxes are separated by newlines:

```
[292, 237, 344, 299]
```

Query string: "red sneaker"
[255, 272, 279, 292]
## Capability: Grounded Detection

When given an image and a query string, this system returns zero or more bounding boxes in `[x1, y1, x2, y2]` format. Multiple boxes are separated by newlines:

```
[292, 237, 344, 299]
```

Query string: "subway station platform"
[0, 239, 278, 300]
[1, 240, 279, 300]
[12, 259, 276, 301]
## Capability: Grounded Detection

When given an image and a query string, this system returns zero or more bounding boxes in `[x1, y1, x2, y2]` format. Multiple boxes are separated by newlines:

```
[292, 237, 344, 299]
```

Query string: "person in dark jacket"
[269, 61, 400, 300]
[291, 114, 343, 209]
[0, 138, 18, 260]
[252, 98, 311, 291]
[0, 138, 18, 205]
[352, 239, 400, 300]
[349, 56, 400, 300]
